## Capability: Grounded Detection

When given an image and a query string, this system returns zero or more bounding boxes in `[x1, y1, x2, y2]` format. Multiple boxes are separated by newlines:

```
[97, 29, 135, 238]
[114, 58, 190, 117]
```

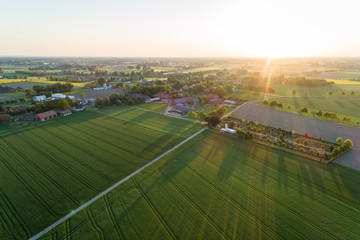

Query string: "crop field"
[270, 96, 360, 120]
[0, 106, 202, 239]
[135, 102, 168, 113]
[38, 131, 360, 240]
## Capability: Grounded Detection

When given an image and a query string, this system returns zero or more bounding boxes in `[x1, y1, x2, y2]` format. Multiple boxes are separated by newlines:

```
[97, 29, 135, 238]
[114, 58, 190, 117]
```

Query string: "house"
[33, 95, 46, 102]
[73, 105, 85, 112]
[223, 99, 237, 107]
[56, 109, 72, 116]
[172, 97, 194, 105]
[35, 110, 57, 121]
[155, 92, 171, 102]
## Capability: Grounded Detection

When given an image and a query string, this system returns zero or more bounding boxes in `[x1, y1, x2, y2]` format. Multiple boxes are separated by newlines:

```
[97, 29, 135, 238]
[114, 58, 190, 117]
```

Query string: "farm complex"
[1, 57, 360, 239]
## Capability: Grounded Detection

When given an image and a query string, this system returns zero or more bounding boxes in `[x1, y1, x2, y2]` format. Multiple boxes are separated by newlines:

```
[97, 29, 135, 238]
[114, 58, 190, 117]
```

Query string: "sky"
[1, 0, 360, 58]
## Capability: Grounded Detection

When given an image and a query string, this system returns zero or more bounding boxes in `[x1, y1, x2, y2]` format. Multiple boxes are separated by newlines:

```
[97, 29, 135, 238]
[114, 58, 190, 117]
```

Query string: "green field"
[270, 96, 360, 121]
[135, 102, 168, 113]
[39, 131, 360, 240]
[0, 106, 202, 239]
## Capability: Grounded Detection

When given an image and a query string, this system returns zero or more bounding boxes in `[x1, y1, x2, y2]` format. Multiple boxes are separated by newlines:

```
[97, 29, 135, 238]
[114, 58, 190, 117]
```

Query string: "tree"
[213, 86, 228, 98]
[263, 100, 268, 105]
[351, 91, 355, 95]
[98, 78, 106, 86]
[183, 85, 189, 92]
[292, 89, 296, 95]
[341, 92, 346, 96]
[80, 93, 86, 98]
[216, 105, 227, 116]
[198, 111, 206, 121]
[328, 91, 333, 96]
[0, 105, 5, 112]
[336, 137, 343, 144]
[317, 110, 323, 116]
[210, 114, 221, 126]
[303, 140, 309, 146]
[188, 111, 197, 119]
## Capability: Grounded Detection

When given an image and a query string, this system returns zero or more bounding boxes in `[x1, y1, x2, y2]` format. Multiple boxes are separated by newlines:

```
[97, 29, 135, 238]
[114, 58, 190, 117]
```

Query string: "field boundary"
[29, 127, 207, 240]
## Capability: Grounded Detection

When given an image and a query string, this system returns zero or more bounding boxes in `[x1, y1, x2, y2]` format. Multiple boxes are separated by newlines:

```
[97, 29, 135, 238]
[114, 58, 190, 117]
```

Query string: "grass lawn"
[0, 92, 28, 102]
[135, 102, 168, 113]
[39, 131, 360, 239]
[0, 106, 202, 239]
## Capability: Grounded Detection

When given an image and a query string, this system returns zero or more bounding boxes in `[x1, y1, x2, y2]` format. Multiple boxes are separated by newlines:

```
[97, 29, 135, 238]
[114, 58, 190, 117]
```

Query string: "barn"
[35, 110, 57, 121]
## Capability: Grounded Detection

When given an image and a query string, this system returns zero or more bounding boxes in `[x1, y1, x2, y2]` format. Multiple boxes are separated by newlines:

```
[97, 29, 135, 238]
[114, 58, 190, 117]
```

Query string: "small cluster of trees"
[331, 138, 353, 157]
[264, 100, 283, 108]
[130, 84, 171, 96]
[26, 83, 74, 97]
[95, 93, 145, 107]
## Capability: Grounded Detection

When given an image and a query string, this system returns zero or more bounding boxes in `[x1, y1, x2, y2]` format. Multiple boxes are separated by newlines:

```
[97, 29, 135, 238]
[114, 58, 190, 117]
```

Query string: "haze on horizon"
[1, 0, 360, 58]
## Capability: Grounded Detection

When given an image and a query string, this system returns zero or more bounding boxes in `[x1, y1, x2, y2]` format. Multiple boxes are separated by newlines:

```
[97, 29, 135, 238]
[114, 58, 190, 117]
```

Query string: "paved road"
[29, 127, 208, 239]
[233, 103, 360, 171]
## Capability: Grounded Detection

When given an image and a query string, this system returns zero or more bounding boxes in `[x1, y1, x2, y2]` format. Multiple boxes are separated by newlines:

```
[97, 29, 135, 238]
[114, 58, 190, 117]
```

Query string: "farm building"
[35, 110, 57, 121]
[33, 95, 46, 102]
[223, 100, 237, 107]
[145, 97, 161, 103]
[56, 110, 72, 117]
[156, 92, 171, 102]
[172, 104, 194, 114]
[172, 97, 194, 105]
[52, 93, 75, 100]
[206, 94, 220, 103]
[220, 124, 237, 135]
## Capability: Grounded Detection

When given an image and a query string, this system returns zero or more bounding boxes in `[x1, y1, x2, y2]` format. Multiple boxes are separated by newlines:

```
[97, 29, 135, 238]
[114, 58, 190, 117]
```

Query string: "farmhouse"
[33, 95, 46, 102]
[35, 110, 57, 121]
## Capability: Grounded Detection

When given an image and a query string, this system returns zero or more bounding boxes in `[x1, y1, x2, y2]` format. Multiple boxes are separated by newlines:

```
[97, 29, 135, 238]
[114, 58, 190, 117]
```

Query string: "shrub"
[303, 140, 309, 146]
[301, 107, 308, 113]
[270, 101, 278, 107]
[343, 139, 354, 148]
[263, 100, 268, 105]
[336, 137, 343, 144]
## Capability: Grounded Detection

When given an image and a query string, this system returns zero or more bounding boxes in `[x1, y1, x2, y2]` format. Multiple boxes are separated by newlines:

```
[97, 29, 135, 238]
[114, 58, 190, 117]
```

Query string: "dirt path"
[29, 127, 208, 240]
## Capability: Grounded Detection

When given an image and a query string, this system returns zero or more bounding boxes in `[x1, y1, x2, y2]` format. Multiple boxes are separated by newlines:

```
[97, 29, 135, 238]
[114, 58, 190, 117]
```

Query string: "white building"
[220, 123, 237, 135]
[145, 97, 161, 103]
[33, 95, 46, 102]
[52, 93, 75, 100]
[94, 83, 112, 91]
